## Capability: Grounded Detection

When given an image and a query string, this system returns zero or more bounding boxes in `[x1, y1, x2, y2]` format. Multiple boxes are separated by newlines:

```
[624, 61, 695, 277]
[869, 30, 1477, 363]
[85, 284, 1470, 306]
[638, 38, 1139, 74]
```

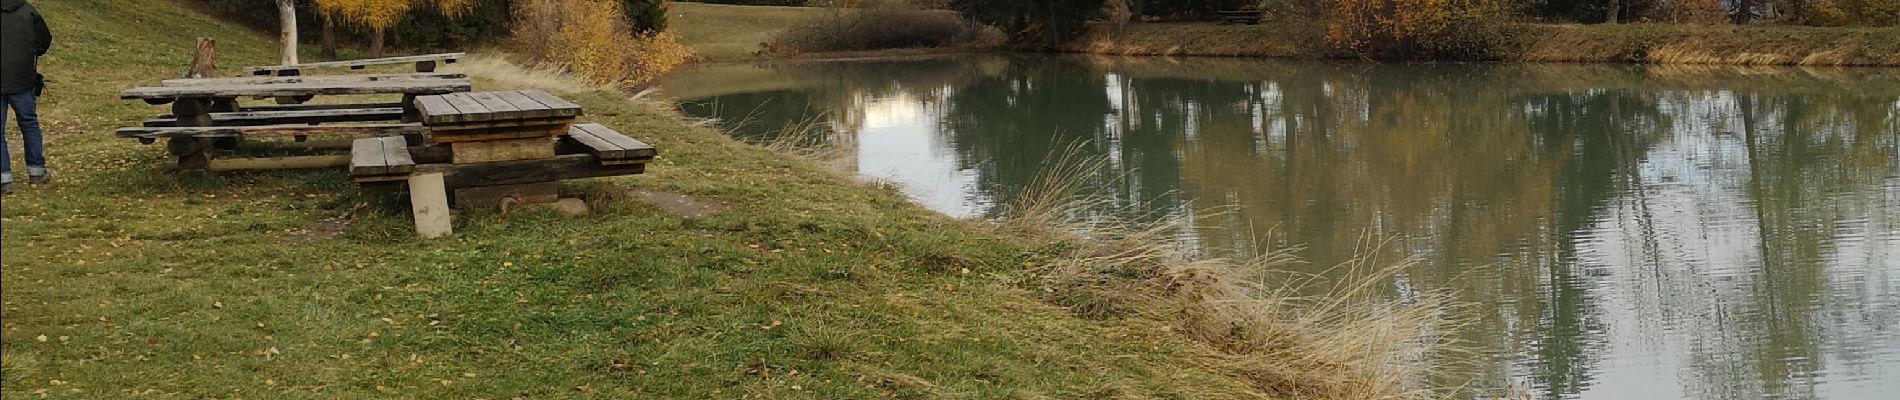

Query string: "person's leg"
[1, 93, 13, 191]
[11, 92, 47, 183]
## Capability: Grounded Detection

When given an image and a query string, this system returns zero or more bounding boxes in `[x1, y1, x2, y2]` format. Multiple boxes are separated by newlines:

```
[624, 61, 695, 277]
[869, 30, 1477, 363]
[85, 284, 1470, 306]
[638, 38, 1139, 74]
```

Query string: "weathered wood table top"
[160, 73, 466, 87]
[244, 53, 464, 76]
[121, 78, 472, 101]
[413, 90, 583, 124]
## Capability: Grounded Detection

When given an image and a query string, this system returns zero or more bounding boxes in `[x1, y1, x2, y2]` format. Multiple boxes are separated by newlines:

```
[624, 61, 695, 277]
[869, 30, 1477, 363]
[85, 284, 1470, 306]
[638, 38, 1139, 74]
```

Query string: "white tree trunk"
[277, 0, 299, 66]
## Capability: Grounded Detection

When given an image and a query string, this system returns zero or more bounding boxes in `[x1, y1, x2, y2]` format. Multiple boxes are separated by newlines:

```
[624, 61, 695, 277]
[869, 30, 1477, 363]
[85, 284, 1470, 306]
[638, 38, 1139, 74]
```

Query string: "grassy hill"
[0, 0, 1268, 398]
[672, 2, 834, 62]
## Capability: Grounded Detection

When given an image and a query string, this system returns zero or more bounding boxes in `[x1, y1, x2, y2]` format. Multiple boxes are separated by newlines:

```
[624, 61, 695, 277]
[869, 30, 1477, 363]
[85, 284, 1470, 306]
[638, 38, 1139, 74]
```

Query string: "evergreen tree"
[624, 0, 669, 35]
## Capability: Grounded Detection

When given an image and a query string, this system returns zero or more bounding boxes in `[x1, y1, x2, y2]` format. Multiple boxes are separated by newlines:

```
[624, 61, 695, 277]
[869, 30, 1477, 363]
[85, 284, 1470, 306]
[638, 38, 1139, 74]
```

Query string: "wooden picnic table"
[245, 53, 463, 76]
[118, 76, 472, 170]
[352, 90, 656, 218]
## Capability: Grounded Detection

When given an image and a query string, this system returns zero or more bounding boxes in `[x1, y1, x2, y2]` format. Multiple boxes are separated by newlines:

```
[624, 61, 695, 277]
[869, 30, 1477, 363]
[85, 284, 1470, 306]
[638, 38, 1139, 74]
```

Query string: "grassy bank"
[2, 1, 1436, 399]
[1062, 21, 1900, 66]
[672, 2, 832, 62]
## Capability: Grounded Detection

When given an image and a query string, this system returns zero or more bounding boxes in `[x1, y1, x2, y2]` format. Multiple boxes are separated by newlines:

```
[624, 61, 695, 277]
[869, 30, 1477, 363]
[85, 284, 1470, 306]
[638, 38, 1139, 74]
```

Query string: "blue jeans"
[2, 91, 46, 183]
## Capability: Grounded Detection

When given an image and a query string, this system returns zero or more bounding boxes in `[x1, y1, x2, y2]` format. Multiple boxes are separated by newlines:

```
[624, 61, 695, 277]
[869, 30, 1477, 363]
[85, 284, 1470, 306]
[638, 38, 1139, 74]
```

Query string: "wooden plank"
[519, 90, 583, 117]
[120, 79, 472, 100]
[162, 73, 466, 87]
[381, 136, 416, 174]
[428, 118, 573, 133]
[562, 126, 627, 159]
[574, 123, 658, 159]
[421, 154, 647, 189]
[242, 102, 405, 112]
[244, 53, 466, 74]
[117, 123, 426, 139]
[409, 172, 454, 239]
[414, 96, 463, 125]
[351, 137, 390, 176]
[450, 138, 554, 164]
[428, 123, 568, 144]
[438, 93, 494, 122]
[208, 155, 351, 172]
[495, 91, 555, 119]
[144, 107, 406, 127]
[465, 92, 522, 120]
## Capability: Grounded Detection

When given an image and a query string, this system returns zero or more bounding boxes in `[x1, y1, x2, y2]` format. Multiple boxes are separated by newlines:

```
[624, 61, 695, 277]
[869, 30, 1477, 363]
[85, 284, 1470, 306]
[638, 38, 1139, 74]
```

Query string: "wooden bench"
[245, 53, 464, 76]
[1219, 10, 1263, 25]
[144, 107, 407, 127]
[122, 79, 472, 104]
[116, 123, 426, 141]
[351, 136, 417, 181]
[562, 123, 657, 166]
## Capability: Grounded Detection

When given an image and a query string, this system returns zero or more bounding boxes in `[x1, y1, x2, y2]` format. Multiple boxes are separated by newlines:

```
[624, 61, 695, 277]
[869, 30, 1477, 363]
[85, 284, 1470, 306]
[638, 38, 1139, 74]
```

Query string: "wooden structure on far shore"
[1219, 10, 1263, 25]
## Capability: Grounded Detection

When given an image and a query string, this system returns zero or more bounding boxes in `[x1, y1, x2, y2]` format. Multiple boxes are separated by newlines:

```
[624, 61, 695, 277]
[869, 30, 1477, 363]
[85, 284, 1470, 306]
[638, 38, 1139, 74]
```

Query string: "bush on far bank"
[765, 2, 1003, 55]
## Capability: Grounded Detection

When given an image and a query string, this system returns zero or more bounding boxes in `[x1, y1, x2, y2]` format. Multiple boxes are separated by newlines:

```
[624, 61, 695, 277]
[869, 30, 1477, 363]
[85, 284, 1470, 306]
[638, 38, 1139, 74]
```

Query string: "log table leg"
[209, 97, 244, 151]
[401, 94, 421, 123]
[167, 98, 216, 169]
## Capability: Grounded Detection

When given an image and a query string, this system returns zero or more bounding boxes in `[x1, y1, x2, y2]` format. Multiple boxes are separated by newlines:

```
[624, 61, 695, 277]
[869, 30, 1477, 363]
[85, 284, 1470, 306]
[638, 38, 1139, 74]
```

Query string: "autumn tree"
[313, 0, 474, 57]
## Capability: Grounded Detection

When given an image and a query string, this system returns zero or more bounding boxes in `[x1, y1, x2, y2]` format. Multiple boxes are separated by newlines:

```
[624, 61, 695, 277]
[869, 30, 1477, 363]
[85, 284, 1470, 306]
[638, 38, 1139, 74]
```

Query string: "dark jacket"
[1, 0, 53, 95]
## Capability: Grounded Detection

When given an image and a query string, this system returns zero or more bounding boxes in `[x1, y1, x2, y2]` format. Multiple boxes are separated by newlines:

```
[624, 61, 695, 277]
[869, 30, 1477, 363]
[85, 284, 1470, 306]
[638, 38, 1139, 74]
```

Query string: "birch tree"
[277, 0, 298, 65]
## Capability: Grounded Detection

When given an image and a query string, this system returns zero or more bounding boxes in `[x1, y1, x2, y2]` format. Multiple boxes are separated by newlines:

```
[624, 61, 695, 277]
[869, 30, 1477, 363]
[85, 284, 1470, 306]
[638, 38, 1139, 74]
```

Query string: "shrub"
[951, 0, 1107, 47]
[511, 0, 692, 85]
[1323, 0, 1511, 59]
[766, 2, 1002, 54]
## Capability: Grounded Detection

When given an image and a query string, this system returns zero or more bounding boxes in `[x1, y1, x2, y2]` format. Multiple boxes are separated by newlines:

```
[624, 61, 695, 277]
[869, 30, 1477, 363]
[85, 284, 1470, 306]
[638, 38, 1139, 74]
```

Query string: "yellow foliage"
[512, 0, 694, 86]
[1803, 0, 1900, 26]
[313, 0, 474, 29]
[1324, 0, 1509, 58]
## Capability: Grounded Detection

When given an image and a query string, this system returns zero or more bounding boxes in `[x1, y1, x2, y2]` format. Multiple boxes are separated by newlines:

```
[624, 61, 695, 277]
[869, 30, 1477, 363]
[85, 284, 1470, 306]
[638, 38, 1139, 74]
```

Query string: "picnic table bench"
[1219, 10, 1264, 25]
[118, 76, 472, 169]
[244, 53, 464, 76]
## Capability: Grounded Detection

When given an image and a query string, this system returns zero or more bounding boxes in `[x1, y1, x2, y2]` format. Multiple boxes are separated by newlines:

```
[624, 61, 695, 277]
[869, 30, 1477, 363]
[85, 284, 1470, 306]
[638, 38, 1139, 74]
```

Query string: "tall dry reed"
[992, 143, 1470, 399]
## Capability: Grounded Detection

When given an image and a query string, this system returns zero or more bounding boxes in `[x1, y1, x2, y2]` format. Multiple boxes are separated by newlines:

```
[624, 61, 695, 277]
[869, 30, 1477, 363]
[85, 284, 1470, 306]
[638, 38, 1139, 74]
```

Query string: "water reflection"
[665, 56, 1900, 399]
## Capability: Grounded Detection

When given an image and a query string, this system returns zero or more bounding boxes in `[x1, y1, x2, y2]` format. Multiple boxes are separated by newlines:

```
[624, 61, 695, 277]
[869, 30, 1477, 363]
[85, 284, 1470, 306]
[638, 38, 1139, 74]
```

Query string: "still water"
[662, 55, 1900, 399]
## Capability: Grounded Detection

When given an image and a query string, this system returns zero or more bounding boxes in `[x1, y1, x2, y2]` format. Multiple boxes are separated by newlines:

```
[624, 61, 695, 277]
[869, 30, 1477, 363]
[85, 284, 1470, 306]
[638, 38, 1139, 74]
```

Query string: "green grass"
[672, 2, 837, 62]
[0, 0, 1267, 398]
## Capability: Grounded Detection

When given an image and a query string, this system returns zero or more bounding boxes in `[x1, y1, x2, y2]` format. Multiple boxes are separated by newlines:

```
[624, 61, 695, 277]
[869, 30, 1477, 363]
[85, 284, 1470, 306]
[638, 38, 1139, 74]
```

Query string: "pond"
[661, 55, 1900, 400]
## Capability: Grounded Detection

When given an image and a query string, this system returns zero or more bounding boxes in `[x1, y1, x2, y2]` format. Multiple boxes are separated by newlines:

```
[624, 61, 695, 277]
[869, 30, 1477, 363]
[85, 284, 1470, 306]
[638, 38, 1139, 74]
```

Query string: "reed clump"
[989, 145, 1463, 399]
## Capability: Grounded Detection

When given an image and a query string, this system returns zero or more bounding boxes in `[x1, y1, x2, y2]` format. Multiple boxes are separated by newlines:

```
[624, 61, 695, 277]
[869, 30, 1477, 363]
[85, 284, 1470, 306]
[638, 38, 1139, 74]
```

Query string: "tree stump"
[184, 37, 221, 79]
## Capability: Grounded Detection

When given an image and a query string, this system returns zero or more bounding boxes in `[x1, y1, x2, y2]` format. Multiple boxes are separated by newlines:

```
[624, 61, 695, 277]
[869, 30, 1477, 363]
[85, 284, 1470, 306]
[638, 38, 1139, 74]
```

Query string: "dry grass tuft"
[456, 54, 595, 94]
[990, 144, 1467, 399]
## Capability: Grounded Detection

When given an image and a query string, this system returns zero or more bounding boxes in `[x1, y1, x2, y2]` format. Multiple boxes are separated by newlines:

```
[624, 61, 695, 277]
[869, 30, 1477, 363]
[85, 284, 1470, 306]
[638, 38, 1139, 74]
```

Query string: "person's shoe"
[28, 171, 51, 185]
[1, 182, 11, 195]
